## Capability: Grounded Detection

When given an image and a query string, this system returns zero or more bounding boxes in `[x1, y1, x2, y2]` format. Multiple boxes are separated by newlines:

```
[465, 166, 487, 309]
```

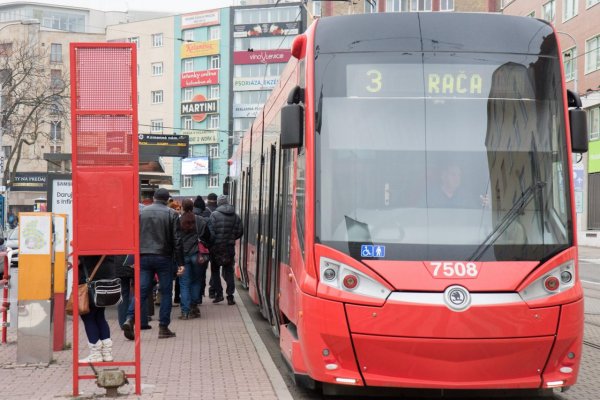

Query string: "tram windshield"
[315, 51, 572, 261]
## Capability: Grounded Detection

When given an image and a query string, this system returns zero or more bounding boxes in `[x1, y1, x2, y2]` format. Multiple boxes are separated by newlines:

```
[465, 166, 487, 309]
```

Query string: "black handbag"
[89, 278, 122, 307]
[83, 256, 123, 308]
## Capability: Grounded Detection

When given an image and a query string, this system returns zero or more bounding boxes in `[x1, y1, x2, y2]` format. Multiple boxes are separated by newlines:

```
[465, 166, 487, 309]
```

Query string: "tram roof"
[313, 12, 557, 56]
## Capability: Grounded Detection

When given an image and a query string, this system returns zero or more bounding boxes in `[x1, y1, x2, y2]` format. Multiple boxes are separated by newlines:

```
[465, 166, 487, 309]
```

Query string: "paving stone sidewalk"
[0, 289, 290, 399]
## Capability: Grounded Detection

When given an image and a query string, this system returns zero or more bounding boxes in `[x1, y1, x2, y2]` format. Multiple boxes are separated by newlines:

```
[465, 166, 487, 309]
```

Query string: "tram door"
[258, 145, 277, 325]
[240, 167, 252, 288]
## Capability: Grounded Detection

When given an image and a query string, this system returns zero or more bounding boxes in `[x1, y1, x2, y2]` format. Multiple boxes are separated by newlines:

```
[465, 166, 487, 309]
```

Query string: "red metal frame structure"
[231, 13, 587, 396]
[1, 253, 8, 344]
[70, 43, 141, 395]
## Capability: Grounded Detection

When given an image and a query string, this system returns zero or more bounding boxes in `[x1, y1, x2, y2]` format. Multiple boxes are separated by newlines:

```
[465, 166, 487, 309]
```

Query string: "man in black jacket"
[208, 195, 243, 305]
[123, 188, 184, 340]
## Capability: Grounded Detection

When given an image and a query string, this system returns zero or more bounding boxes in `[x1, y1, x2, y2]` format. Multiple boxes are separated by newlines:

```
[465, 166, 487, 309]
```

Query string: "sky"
[27, 0, 233, 13]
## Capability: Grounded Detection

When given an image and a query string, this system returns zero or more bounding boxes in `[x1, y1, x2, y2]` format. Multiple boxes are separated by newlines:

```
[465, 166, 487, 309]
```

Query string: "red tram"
[230, 12, 588, 396]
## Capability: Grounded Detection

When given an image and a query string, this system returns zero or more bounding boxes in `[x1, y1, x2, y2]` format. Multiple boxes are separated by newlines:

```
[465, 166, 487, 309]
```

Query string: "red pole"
[1, 253, 9, 344]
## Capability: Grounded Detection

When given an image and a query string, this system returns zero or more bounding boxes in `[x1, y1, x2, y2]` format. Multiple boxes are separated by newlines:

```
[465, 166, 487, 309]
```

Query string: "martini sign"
[181, 94, 218, 122]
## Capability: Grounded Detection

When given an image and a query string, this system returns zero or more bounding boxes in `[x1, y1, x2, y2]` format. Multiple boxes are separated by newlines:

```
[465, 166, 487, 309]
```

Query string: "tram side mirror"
[281, 86, 304, 149]
[567, 90, 588, 153]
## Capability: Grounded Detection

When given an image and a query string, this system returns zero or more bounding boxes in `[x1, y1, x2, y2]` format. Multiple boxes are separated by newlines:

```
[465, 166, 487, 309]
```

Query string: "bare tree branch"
[0, 39, 70, 186]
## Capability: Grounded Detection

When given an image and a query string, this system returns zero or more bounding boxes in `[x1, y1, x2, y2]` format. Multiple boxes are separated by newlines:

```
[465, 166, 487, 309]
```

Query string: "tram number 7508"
[428, 262, 479, 278]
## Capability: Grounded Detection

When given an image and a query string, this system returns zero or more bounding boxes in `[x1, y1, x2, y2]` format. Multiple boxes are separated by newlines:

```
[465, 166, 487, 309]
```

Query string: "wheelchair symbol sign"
[361, 245, 385, 258]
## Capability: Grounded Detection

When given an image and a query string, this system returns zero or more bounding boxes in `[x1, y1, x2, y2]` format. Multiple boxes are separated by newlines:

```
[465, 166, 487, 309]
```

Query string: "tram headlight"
[319, 257, 390, 300]
[519, 260, 576, 302]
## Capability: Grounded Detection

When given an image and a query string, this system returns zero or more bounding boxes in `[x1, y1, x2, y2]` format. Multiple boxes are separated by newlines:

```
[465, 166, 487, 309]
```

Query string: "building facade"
[173, 8, 231, 198]
[0, 21, 104, 218]
[502, 0, 600, 245]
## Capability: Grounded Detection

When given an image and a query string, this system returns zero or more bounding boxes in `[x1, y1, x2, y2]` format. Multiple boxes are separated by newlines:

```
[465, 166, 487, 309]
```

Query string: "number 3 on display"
[366, 69, 382, 93]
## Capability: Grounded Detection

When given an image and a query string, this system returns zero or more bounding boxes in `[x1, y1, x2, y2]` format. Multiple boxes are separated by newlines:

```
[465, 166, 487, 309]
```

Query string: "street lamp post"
[557, 31, 578, 94]
[0, 19, 40, 230]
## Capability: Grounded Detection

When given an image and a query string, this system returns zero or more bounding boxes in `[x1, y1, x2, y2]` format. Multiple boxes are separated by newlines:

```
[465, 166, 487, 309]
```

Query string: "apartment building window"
[208, 114, 219, 129]
[50, 43, 62, 63]
[129, 37, 140, 47]
[235, 7, 297, 24]
[2, 146, 11, 159]
[182, 175, 193, 188]
[50, 122, 62, 141]
[209, 144, 219, 158]
[183, 88, 193, 102]
[235, 36, 294, 51]
[151, 90, 163, 104]
[209, 26, 220, 40]
[151, 119, 163, 133]
[50, 145, 62, 154]
[0, 43, 12, 56]
[152, 33, 163, 47]
[386, 0, 409, 11]
[440, 0, 454, 11]
[50, 69, 62, 88]
[183, 30, 194, 42]
[208, 174, 219, 188]
[589, 106, 599, 141]
[563, 47, 577, 82]
[209, 85, 220, 99]
[152, 62, 163, 76]
[586, 35, 600, 73]
[210, 55, 220, 70]
[313, 1, 322, 16]
[183, 117, 193, 130]
[410, 0, 432, 11]
[234, 63, 285, 78]
[563, 0, 578, 20]
[542, 0, 555, 21]
[183, 59, 194, 73]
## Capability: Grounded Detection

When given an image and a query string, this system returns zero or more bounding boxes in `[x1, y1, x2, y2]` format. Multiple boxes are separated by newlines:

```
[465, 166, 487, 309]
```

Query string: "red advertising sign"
[233, 49, 292, 65]
[181, 69, 219, 88]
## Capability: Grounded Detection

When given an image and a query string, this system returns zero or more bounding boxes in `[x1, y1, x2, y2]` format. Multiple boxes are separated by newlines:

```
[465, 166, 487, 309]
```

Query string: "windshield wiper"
[468, 181, 545, 261]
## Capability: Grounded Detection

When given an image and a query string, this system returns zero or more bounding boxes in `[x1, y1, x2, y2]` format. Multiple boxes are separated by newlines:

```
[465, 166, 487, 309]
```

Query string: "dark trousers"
[127, 255, 173, 327]
[81, 306, 110, 344]
[210, 256, 235, 298]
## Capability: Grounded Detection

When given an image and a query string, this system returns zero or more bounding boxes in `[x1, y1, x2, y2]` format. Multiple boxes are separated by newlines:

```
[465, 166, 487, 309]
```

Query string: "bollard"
[16, 212, 54, 364]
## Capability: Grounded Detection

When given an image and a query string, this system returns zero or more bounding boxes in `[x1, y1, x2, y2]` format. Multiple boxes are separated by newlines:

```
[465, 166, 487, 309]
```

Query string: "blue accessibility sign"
[360, 244, 385, 258]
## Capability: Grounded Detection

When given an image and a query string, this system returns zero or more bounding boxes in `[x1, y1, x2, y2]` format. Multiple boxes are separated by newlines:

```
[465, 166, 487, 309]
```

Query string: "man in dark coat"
[205, 192, 218, 298]
[123, 188, 184, 340]
[206, 193, 218, 213]
[208, 195, 243, 305]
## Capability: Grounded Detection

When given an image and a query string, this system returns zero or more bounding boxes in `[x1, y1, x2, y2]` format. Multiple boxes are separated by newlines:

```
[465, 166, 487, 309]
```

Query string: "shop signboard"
[182, 156, 209, 175]
[233, 76, 279, 91]
[181, 40, 219, 58]
[233, 21, 300, 38]
[182, 130, 219, 145]
[11, 172, 47, 192]
[181, 69, 219, 88]
[233, 49, 291, 65]
[181, 94, 218, 122]
[233, 103, 262, 118]
[181, 9, 220, 29]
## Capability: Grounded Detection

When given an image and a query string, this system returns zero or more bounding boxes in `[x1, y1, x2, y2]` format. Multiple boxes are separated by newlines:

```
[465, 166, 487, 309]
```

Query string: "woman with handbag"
[78, 255, 118, 363]
[178, 198, 211, 319]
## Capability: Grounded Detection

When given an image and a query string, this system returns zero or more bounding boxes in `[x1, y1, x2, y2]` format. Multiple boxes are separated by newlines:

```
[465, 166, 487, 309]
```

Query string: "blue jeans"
[81, 306, 110, 344]
[127, 255, 173, 327]
[118, 276, 134, 328]
[180, 253, 205, 313]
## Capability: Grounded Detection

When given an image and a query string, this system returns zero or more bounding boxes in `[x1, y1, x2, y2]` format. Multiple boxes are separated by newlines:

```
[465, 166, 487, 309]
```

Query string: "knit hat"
[154, 188, 170, 202]
[193, 195, 206, 210]
[217, 195, 228, 206]
[207, 193, 218, 202]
